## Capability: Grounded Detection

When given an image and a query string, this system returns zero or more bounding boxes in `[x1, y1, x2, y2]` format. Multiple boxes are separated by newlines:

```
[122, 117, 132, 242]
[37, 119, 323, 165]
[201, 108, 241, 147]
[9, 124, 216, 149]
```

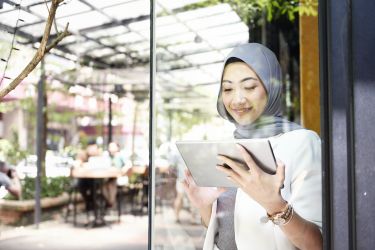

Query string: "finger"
[226, 176, 243, 188]
[217, 155, 248, 177]
[216, 165, 246, 187]
[216, 164, 242, 180]
[182, 180, 195, 196]
[182, 179, 189, 190]
[184, 169, 195, 185]
[184, 169, 191, 177]
[236, 144, 262, 175]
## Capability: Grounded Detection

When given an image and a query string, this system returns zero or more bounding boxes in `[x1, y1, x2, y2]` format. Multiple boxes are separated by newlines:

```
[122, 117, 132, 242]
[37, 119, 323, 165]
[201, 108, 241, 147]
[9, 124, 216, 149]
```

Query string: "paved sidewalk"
[0, 214, 149, 250]
[155, 205, 205, 250]
[0, 206, 205, 250]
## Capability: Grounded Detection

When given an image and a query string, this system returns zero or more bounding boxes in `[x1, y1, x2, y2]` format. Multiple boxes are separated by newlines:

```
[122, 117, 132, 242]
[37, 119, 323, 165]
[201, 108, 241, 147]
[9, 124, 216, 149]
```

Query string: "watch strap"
[267, 203, 294, 226]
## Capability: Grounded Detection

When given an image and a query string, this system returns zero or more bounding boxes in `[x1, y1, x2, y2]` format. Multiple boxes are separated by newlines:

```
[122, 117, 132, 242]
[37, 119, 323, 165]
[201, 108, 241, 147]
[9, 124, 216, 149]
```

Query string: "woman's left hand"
[216, 144, 287, 214]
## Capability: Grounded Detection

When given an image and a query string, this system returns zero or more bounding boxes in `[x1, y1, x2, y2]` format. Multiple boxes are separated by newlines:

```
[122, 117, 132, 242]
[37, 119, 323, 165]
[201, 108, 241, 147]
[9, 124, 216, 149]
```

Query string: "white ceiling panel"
[128, 41, 149, 51]
[198, 22, 248, 39]
[157, 32, 195, 46]
[156, 15, 178, 26]
[184, 51, 223, 65]
[101, 32, 143, 45]
[170, 68, 215, 85]
[186, 11, 241, 31]
[102, 0, 150, 20]
[176, 4, 231, 21]
[128, 19, 150, 31]
[85, 26, 128, 39]
[208, 33, 249, 49]
[1, 9, 41, 27]
[58, 35, 77, 45]
[108, 53, 126, 63]
[156, 23, 189, 38]
[199, 62, 225, 78]
[29, 0, 91, 19]
[168, 42, 210, 55]
[116, 46, 128, 53]
[137, 49, 150, 58]
[88, 47, 115, 57]
[19, 21, 60, 36]
[90, 0, 134, 9]
[56, 11, 110, 32]
[66, 41, 99, 54]
[134, 29, 150, 40]
[0, 3, 15, 13]
[157, 0, 202, 11]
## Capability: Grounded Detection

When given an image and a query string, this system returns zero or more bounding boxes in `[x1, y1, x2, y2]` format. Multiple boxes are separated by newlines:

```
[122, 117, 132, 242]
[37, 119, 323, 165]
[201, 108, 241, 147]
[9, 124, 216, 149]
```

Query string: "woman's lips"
[231, 107, 252, 115]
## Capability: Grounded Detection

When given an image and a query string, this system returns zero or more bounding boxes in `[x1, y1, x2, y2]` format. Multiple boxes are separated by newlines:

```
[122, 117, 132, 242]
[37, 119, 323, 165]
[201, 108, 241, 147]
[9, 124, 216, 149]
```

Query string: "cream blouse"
[204, 129, 322, 250]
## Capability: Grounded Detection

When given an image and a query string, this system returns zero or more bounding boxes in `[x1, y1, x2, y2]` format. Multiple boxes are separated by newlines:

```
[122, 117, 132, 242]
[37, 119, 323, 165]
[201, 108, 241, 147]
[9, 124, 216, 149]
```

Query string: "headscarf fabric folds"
[216, 43, 302, 139]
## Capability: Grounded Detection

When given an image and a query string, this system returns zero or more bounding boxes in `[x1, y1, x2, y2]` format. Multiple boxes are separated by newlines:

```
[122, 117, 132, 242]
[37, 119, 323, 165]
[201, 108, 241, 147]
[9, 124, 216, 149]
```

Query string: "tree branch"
[0, 0, 70, 100]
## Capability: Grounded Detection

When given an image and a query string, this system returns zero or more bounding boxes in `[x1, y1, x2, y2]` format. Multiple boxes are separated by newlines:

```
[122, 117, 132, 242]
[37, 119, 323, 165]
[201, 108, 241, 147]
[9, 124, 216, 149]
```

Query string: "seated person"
[76, 140, 100, 211]
[0, 160, 22, 199]
[102, 142, 131, 208]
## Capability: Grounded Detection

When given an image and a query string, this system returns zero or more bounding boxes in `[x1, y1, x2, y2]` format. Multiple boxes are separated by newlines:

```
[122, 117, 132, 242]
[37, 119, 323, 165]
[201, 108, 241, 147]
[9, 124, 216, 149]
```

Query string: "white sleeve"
[289, 132, 322, 230]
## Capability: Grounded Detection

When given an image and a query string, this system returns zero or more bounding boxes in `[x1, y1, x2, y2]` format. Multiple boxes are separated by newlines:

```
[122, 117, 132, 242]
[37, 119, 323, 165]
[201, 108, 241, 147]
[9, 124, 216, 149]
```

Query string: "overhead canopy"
[0, 0, 248, 110]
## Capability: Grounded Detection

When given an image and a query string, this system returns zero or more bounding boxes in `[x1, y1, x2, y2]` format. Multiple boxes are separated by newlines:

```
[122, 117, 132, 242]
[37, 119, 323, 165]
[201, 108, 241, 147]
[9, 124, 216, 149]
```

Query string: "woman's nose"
[233, 91, 246, 104]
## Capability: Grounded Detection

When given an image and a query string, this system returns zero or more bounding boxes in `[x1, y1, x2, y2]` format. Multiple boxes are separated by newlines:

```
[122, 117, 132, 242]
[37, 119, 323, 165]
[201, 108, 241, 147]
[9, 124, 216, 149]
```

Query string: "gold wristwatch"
[267, 203, 294, 226]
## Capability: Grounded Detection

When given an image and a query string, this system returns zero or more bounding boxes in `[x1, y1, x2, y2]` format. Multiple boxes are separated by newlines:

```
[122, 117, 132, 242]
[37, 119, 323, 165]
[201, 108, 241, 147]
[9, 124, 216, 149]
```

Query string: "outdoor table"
[71, 167, 122, 227]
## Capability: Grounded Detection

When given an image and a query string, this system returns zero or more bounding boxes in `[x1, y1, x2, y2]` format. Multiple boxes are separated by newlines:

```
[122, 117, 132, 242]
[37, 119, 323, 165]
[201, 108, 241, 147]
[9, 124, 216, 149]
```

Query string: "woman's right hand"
[182, 169, 226, 209]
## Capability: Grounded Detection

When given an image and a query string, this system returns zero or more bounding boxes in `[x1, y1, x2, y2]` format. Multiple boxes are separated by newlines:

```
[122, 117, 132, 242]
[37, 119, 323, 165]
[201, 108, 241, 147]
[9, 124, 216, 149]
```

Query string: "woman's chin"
[235, 118, 254, 126]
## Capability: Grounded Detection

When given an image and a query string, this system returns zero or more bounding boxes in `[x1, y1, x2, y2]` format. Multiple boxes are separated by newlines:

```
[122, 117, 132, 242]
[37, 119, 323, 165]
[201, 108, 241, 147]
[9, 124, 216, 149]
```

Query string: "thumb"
[217, 187, 228, 194]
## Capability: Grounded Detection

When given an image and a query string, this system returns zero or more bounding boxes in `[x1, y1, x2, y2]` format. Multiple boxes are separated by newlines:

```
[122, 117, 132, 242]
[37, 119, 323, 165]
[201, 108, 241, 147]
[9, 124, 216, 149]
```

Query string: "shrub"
[5, 176, 70, 200]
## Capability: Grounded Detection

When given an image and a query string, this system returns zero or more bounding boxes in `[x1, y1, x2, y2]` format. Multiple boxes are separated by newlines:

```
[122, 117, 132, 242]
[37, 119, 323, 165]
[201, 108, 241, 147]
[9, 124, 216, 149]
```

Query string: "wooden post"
[300, 7, 320, 134]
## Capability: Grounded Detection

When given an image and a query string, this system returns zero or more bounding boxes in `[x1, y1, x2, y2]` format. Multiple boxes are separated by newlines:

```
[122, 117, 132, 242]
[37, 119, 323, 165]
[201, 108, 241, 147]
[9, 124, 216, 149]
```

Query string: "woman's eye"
[245, 86, 256, 90]
[223, 88, 232, 92]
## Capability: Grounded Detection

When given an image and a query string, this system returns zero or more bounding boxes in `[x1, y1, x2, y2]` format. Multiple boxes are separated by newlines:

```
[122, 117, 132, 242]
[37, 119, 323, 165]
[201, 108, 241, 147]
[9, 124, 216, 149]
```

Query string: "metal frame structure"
[1, 0, 248, 101]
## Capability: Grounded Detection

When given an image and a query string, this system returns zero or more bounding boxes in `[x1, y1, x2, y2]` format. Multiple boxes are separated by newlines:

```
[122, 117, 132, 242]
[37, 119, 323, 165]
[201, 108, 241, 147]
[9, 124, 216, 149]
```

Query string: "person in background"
[76, 139, 100, 211]
[165, 142, 199, 224]
[0, 160, 22, 199]
[102, 142, 131, 208]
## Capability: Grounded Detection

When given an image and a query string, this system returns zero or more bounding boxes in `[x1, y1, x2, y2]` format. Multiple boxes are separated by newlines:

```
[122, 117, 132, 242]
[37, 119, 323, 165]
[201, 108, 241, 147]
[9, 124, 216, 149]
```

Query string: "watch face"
[273, 217, 286, 225]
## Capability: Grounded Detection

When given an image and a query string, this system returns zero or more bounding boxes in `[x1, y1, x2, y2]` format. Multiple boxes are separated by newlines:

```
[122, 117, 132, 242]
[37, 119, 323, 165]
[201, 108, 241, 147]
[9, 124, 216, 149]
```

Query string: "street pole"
[148, 0, 156, 248]
[35, 58, 45, 228]
[108, 96, 113, 146]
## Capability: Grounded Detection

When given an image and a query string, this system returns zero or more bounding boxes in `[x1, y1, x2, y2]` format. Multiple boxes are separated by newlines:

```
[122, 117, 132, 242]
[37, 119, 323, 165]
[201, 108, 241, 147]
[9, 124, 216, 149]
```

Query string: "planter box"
[0, 193, 71, 226]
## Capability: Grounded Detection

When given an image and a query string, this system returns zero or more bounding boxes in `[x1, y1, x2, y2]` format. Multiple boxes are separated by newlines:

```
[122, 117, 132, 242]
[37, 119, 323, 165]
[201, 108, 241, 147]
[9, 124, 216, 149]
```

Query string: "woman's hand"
[216, 144, 286, 214]
[182, 169, 226, 209]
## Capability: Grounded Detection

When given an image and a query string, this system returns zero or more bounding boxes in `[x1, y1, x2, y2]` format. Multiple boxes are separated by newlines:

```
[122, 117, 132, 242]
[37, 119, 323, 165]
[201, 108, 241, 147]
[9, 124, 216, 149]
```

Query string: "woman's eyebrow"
[222, 77, 258, 84]
[240, 77, 258, 83]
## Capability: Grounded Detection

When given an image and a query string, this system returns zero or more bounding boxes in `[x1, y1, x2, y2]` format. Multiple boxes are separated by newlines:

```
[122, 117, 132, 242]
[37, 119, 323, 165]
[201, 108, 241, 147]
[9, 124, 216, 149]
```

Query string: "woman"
[183, 43, 322, 250]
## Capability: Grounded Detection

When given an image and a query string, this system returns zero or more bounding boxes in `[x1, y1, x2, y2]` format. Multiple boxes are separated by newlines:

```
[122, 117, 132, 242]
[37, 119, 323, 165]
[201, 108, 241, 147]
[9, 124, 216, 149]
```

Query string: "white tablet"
[176, 139, 276, 187]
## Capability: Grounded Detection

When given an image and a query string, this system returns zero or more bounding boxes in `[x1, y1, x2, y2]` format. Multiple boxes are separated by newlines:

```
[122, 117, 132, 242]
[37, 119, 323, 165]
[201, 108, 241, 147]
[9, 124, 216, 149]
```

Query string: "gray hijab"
[217, 43, 302, 139]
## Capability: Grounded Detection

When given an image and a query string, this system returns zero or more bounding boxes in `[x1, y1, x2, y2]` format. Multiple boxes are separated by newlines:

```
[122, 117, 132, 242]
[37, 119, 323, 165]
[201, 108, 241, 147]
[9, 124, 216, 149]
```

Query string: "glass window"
[154, 1, 322, 249]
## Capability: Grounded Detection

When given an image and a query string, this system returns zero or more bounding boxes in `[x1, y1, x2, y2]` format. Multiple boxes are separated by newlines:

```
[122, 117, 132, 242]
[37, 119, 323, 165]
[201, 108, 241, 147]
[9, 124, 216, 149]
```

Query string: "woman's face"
[221, 62, 268, 125]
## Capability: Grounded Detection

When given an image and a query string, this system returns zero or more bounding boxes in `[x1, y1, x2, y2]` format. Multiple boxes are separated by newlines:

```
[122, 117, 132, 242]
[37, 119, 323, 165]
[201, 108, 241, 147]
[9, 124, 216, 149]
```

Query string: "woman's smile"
[231, 107, 252, 115]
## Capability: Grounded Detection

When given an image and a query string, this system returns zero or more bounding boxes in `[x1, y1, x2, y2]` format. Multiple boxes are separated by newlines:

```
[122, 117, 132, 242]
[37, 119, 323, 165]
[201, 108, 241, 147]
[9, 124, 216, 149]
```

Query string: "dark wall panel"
[352, 1, 375, 249]
[326, 0, 352, 249]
